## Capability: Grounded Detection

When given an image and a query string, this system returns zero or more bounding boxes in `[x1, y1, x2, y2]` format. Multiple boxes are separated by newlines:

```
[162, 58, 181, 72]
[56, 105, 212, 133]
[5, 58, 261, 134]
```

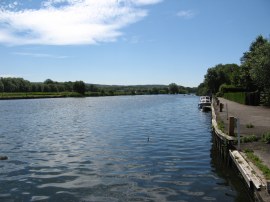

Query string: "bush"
[262, 132, 270, 144]
[219, 84, 246, 94]
[224, 92, 246, 104]
[241, 135, 258, 143]
[246, 123, 254, 128]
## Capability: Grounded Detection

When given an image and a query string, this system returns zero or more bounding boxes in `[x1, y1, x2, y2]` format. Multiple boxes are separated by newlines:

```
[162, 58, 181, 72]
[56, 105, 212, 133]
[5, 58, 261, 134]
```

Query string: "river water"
[0, 95, 251, 201]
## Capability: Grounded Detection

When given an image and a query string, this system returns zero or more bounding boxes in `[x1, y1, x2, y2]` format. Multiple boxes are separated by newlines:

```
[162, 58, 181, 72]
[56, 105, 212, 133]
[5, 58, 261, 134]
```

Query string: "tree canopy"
[0, 77, 196, 97]
[73, 81, 86, 95]
[197, 35, 270, 105]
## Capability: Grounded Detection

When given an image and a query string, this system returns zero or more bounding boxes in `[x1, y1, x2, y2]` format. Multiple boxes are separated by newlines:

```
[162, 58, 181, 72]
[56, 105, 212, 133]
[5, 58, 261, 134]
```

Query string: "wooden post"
[229, 116, 235, 136]
[267, 181, 270, 194]
[237, 118, 240, 150]
[226, 103, 228, 120]
[217, 99, 220, 106]
[219, 103, 223, 112]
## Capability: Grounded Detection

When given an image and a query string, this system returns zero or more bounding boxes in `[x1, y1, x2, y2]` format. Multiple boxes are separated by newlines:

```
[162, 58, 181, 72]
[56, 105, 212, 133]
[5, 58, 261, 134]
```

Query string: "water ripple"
[0, 95, 251, 201]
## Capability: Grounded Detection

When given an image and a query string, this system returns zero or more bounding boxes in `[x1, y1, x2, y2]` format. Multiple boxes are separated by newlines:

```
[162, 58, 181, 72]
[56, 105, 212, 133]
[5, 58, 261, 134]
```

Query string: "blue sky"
[0, 0, 269, 87]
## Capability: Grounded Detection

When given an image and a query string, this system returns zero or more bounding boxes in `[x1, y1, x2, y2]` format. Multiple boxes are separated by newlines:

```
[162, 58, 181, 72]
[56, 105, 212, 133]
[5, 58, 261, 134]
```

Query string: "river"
[0, 95, 251, 201]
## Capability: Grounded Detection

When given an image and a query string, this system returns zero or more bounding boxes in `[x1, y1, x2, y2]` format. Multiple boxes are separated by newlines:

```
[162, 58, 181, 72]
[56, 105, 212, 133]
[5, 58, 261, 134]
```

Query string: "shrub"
[217, 120, 225, 132]
[246, 123, 254, 128]
[224, 92, 246, 104]
[241, 135, 258, 143]
[262, 132, 270, 144]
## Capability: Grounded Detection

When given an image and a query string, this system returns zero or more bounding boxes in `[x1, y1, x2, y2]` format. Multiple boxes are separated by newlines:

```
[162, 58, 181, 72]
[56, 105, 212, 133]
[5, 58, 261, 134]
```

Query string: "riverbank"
[0, 92, 86, 100]
[213, 97, 270, 201]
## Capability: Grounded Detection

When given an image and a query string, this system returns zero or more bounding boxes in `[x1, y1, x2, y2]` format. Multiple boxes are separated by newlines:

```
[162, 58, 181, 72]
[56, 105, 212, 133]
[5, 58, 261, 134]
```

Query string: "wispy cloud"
[177, 10, 196, 19]
[12, 52, 68, 59]
[0, 0, 162, 46]
[0, 74, 21, 78]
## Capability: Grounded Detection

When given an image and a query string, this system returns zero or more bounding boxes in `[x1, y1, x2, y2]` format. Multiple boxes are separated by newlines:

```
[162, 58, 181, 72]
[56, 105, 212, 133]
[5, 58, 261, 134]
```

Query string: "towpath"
[214, 97, 270, 175]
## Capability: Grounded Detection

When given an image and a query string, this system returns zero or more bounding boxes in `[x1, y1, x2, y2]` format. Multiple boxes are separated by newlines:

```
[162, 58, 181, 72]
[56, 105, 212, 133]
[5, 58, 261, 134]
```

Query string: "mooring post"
[226, 103, 228, 120]
[267, 181, 270, 194]
[228, 116, 235, 136]
[237, 118, 240, 150]
[219, 103, 223, 112]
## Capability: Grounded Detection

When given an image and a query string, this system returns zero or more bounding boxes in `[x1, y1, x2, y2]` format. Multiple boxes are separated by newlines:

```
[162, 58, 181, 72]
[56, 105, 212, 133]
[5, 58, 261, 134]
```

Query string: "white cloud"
[12, 52, 68, 59]
[177, 10, 196, 19]
[131, 0, 163, 5]
[0, 0, 162, 46]
[0, 74, 21, 78]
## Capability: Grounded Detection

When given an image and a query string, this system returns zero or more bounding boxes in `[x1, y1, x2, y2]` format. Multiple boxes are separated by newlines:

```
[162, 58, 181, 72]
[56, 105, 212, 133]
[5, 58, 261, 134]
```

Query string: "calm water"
[0, 95, 251, 202]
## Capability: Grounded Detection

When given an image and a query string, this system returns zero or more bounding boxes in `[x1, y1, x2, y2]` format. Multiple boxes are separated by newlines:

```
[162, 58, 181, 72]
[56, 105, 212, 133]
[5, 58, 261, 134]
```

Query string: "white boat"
[198, 96, 211, 111]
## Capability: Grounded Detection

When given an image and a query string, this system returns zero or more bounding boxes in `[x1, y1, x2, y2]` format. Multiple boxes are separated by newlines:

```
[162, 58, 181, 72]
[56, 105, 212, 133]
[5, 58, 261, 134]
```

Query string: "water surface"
[0, 95, 251, 201]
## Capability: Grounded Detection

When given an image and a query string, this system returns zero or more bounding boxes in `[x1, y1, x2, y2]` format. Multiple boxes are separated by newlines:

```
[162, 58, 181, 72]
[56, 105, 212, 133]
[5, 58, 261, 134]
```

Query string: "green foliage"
[241, 135, 258, 143]
[223, 92, 246, 104]
[246, 123, 254, 128]
[73, 81, 86, 95]
[203, 64, 240, 94]
[245, 150, 270, 180]
[0, 77, 196, 98]
[196, 83, 208, 96]
[217, 120, 225, 132]
[168, 83, 179, 94]
[0, 79, 4, 93]
[241, 35, 270, 104]
[262, 132, 270, 144]
[198, 35, 270, 105]
[44, 79, 55, 84]
[219, 84, 246, 95]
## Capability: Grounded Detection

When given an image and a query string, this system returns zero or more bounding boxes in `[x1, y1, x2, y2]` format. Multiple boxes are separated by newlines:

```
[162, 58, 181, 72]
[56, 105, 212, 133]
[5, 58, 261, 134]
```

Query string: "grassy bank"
[244, 149, 270, 180]
[0, 92, 84, 99]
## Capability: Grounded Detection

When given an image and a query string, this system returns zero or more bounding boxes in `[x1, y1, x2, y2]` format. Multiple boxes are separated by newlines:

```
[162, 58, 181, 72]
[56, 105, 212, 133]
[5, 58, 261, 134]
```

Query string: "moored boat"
[198, 96, 211, 111]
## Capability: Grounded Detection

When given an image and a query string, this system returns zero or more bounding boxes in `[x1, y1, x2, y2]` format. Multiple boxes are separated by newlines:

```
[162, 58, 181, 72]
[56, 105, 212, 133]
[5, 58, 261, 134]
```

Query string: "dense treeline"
[0, 78, 86, 94]
[197, 35, 270, 105]
[0, 77, 196, 97]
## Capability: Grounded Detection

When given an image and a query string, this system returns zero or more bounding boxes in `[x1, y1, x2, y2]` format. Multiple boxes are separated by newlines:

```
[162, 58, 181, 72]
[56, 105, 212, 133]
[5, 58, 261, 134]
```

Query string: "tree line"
[197, 35, 270, 105]
[0, 78, 196, 96]
[0, 78, 86, 95]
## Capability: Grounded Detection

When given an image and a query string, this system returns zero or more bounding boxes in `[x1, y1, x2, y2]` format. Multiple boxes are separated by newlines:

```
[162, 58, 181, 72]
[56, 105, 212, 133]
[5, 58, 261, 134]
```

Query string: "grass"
[0, 92, 86, 99]
[262, 132, 270, 144]
[217, 119, 225, 132]
[246, 123, 254, 128]
[241, 135, 259, 143]
[244, 149, 270, 180]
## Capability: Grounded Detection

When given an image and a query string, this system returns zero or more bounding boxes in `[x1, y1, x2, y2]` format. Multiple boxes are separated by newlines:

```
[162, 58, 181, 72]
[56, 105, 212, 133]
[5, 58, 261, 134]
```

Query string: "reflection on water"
[0, 95, 251, 201]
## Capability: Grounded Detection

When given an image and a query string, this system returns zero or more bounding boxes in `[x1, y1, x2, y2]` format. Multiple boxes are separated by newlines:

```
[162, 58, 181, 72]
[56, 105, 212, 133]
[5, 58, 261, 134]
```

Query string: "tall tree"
[168, 83, 179, 94]
[240, 35, 269, 91]
[249, 40, 270, 91]
[0, 79, 4, 93]
[44, 79, 54, 85]
[73, 81, 86, 95]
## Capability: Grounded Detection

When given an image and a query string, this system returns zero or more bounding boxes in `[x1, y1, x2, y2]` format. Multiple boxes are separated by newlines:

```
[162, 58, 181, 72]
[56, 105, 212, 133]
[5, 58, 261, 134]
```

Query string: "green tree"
[0, 79, 4, 93]
[203, 64, 240, 94]
[196, 82, 208, 96]
[73, 81, 86, 95]
[87, 84, 99, 92]
[44, 79, 54, 85]
[249, 40, 270, 91]
[240, 35, 269, 91]
[168, 83, 179, 94]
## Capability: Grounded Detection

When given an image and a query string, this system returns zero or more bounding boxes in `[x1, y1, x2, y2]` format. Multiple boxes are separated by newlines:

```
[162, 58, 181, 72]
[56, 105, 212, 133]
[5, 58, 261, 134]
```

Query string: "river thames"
[0, 95, 251, 201]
